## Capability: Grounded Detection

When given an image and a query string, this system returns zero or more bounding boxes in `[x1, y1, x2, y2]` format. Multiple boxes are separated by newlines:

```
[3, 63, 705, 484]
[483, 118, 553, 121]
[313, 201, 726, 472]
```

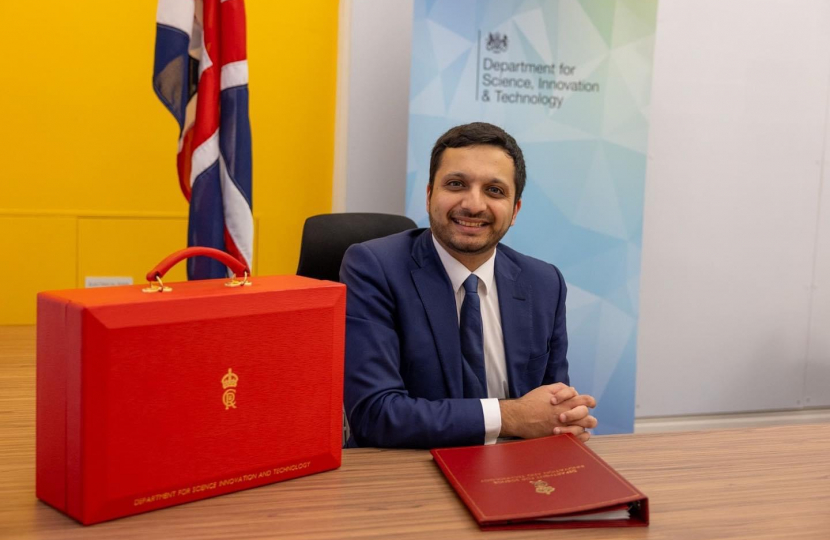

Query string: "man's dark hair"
[428, 122, 526, 202]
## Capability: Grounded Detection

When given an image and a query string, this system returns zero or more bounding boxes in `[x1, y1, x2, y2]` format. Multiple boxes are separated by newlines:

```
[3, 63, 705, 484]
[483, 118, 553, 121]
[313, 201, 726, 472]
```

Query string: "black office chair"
[297, 213, 418, 282]
[296, 212, 418, 446]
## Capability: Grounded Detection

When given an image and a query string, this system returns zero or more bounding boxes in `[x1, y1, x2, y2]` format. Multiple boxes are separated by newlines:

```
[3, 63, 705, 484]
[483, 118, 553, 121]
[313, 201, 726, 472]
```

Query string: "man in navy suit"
[341, 122, 597, 448]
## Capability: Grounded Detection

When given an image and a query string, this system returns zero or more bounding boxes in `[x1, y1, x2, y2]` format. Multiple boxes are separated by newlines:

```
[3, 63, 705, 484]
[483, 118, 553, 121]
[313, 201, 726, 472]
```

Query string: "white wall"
[333, 0, 413, 214]
[635, 0, 830, 416]
[335, 0, 830, 417]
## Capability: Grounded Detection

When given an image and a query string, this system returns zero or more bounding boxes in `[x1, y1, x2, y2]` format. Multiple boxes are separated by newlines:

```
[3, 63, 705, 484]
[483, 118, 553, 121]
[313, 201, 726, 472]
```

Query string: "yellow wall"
[0, 1, 338, 324]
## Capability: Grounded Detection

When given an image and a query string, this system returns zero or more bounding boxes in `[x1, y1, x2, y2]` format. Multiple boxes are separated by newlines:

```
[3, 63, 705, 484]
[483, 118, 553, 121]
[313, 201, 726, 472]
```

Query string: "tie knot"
[463, 274, 479, 294]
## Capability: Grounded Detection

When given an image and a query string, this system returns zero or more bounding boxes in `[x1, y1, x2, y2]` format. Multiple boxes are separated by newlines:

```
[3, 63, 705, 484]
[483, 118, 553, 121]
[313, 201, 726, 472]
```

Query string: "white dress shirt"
[432, 237, 507, 445]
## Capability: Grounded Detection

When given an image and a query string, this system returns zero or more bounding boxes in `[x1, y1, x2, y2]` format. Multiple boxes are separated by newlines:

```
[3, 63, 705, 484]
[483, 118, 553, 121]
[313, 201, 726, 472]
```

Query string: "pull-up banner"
[406, 0, 659, 434]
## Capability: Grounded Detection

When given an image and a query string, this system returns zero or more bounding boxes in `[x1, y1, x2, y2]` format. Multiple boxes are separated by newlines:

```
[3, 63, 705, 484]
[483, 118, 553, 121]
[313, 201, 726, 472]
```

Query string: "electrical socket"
[84, 276, 134, 288]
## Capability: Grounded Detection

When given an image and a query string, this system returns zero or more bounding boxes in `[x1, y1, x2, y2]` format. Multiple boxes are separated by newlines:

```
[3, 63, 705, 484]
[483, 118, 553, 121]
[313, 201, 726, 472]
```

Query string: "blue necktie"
[460, 275, 487, 398]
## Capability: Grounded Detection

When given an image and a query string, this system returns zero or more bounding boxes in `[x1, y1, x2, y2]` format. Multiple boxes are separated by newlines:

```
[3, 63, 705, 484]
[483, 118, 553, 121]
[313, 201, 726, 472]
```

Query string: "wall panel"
[635, 0, 830, 415]
[0, 216, 76, 325]
[805, 107, 830, 407]
[77, 217, 189, 288]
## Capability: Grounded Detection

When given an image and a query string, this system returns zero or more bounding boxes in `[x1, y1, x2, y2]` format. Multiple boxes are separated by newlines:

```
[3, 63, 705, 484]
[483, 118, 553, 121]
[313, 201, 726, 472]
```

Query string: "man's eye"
[446, 180, 464, 188]
[487, 186, 505, 196]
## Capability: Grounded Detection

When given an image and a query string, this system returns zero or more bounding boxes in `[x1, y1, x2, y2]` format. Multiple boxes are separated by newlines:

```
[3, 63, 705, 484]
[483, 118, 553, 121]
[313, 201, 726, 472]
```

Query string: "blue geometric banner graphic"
[406, 0, 659, 434]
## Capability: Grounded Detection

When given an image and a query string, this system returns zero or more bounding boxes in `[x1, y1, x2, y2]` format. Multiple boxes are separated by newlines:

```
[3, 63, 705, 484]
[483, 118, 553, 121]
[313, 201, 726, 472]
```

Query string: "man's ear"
[426, 183, 432, 212]
[510, 198, 522, 226]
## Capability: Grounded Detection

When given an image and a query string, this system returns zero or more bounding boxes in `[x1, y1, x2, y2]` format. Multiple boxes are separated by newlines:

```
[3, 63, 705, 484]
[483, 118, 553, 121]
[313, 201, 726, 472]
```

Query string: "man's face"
[427, 145, 521, 266]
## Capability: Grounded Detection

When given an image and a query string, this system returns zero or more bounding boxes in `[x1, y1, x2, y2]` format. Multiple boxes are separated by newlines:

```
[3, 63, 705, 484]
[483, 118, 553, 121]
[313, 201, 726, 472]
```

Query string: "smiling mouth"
[452, 218, 488, 228]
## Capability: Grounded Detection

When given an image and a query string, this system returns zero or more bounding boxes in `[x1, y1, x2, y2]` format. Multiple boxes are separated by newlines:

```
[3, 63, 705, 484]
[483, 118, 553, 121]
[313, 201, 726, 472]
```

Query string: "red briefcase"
[36, 248, 346, 525]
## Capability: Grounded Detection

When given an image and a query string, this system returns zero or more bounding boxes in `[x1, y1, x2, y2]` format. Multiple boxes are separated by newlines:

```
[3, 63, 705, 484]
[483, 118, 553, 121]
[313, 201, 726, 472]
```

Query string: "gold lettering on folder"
[222, 368, 238, 410]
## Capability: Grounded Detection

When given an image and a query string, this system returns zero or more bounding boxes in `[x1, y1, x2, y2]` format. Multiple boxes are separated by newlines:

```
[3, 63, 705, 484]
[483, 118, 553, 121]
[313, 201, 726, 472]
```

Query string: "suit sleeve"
[340, 243, 485, 449]
[542, 265, 570, 386]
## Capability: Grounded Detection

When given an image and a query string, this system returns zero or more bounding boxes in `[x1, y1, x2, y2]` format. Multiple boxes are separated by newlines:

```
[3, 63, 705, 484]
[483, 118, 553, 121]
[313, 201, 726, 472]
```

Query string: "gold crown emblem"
[222, 368, 239, 390]
[530, 480, 555, 495]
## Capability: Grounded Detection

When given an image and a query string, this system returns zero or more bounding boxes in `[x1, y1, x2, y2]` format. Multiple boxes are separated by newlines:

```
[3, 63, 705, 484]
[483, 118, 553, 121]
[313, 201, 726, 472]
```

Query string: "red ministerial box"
[36, 272, 345, 525]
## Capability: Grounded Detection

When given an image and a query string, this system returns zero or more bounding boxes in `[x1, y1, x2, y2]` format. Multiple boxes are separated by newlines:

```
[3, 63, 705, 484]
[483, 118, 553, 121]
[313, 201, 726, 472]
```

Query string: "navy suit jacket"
[340, 228, 569, 449]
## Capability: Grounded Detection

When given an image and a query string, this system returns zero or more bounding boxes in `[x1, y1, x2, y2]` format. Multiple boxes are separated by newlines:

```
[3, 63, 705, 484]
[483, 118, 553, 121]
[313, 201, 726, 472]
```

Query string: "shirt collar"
[431, 233, 497, 294]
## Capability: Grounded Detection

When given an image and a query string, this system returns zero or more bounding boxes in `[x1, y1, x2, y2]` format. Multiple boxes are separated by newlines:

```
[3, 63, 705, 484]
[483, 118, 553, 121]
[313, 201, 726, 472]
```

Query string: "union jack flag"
[153, 0, 253, 279]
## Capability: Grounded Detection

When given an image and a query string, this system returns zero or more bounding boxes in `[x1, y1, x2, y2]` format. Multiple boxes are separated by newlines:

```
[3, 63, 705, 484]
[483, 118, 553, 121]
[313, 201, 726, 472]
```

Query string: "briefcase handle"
[144, 247, 251, 292]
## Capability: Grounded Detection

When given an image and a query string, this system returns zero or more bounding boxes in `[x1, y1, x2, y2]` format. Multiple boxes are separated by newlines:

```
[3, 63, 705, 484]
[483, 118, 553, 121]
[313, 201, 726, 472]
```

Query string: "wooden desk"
[2, 326, 829, 539]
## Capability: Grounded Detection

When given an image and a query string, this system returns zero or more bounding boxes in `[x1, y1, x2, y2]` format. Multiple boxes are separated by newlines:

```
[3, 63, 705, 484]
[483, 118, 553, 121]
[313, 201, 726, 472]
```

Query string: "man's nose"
[461, 188, 487, 214]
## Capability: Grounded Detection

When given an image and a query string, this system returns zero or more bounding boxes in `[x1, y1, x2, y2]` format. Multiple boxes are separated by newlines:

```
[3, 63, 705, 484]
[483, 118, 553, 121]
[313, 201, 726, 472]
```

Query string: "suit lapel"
[410, 230, 464, 398]
[495, 250, 532, 398]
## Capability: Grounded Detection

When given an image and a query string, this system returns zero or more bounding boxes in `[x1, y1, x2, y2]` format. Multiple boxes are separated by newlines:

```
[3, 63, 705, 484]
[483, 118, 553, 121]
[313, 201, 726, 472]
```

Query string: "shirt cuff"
[480, 398, 502, 445]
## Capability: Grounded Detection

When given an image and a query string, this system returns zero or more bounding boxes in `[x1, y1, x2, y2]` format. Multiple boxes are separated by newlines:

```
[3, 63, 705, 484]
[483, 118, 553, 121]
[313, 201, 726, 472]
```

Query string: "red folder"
[36, 248, 346, 525]
[431, 434, 649, 530]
